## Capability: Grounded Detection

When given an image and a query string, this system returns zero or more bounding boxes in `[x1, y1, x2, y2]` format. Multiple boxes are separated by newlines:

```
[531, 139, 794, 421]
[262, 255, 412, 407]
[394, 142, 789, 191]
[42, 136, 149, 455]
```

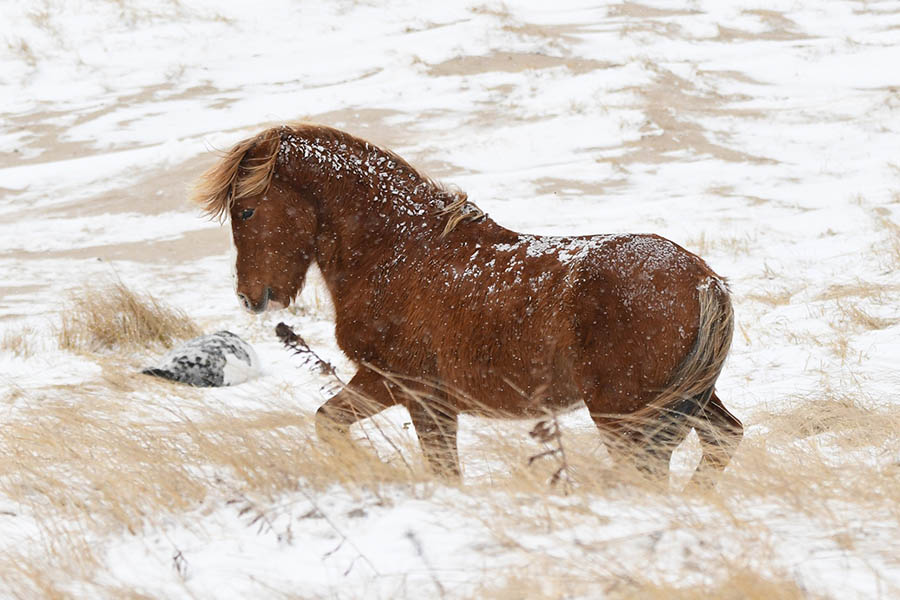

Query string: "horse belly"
[427, 275, 581, 416]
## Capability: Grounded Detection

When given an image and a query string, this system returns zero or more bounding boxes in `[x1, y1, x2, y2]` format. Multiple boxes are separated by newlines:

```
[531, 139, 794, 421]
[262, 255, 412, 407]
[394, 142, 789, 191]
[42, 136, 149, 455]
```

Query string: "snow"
[3, 0, 900, 598]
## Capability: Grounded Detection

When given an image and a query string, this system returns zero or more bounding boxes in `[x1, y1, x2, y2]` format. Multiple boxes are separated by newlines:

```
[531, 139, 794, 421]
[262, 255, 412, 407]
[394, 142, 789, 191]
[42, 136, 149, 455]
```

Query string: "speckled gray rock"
[141, 331, 260, 387]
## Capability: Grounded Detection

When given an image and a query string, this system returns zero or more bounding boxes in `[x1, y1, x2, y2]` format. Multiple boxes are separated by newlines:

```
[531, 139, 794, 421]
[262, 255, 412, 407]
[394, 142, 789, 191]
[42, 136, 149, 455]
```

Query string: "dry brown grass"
[607, 570, 814, 600]
[762, 386, 900, 450]
[816, 280, 896, 302]
[1, 372, 899, 597]
[4, 301, 900, 597]
[0, 324, 39, 357]
[0, 555, 162, 600]
[0, 391, 422, 535]
[722, 389, 900, 518]
[808, 296, 900, 338]
[26, 7, 53, 30]
[869, 205, 900, 268]
[473, 569, 814, 600]
[744, 286, 793, 306]
[466, 391, 900, 598]
[56, 280, 201, 353]
[0, 380, 431, 597]
[686, 231, 754, 257]
[836, 300, 898, 331]
[7, 38, 38, 67]
[783, 293, 899, 362]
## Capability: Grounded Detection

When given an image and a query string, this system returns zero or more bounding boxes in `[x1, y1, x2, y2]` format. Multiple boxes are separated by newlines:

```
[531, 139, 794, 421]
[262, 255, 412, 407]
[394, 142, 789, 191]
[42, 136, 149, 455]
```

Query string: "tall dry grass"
[3, 283, 899, 598]
[474, 568, 815, 600]
[870, 205, 900, 268]
[2, 368, 898, 597]
[686, 231, 755, 257]
[0, 381, 430, 597]
[1, 324, 39, 357]
[56, 280, 201, 353]
[816, 280, 897, 303]
[458, 388, 899, 599]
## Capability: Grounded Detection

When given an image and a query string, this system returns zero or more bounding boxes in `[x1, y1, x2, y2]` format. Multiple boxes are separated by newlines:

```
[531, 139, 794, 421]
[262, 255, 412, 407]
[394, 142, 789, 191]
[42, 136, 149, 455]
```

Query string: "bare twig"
[172, 548, 188, 579]
[295, 485, 380, 576]
[276, 322, 343, 397]
[406, 530, 446, 598]
[529, 413, 573, 494]
[227, 494, 277, 535]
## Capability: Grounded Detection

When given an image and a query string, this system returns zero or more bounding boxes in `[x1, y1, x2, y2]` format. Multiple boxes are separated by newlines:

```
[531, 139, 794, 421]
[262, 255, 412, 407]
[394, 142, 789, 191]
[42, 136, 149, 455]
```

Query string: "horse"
[193, 123, 743, 485]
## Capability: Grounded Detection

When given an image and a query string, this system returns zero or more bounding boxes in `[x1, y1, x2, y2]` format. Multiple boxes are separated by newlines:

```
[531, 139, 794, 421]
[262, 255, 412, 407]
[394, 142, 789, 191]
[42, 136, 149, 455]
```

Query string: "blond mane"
[436, 192, 485, 238]
[192, 124, 483, 234]
[192, 127, 283, 221]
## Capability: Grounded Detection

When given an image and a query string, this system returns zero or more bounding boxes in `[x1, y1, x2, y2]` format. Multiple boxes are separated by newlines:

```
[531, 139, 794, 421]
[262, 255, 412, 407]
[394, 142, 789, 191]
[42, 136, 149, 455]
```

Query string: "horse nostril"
[236, 290, 270, 313]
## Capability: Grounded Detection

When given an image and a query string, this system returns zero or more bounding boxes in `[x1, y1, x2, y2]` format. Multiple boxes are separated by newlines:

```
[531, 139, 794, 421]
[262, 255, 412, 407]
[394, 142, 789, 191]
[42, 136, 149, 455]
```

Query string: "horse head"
[194, 127, 316, 313]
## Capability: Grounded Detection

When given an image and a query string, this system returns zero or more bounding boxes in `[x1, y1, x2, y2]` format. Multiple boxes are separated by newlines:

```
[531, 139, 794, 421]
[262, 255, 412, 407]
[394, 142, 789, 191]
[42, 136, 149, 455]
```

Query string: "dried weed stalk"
[528, 414, 573, 494]
[275, 321, 343, 398]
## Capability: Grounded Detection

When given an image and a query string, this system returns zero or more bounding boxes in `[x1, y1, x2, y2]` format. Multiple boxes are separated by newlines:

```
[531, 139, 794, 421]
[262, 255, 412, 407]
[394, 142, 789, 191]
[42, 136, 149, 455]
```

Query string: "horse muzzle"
[237, 287, 275, 314]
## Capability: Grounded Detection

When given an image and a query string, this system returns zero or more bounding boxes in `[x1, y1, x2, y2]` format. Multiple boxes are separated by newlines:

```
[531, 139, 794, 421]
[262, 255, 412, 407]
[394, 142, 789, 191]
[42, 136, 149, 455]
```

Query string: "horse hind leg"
[635, 395, 702, 480]
[630, 389, 743, 488]
[687, 390, 743, 488]
[594, 395, 699, 483]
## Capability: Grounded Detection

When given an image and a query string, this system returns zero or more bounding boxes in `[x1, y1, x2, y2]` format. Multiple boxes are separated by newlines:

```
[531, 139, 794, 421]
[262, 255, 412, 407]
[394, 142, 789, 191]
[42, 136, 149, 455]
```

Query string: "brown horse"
[194, 123, 742, 484]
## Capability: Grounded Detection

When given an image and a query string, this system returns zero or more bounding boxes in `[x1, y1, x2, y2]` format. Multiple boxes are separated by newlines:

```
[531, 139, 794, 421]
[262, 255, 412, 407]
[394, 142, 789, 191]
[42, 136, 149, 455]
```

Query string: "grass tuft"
[1, 373, 899, 596]
[744, 286, 793, 306]
[870, 206, 900, 268]
[608, 570, 814, 600]
[836, 301, 897, 331]
[56, 280, 201, 353]
[816, 280, 895, 302]
[687, 232, 754, 257]
[1, 325, 39, 357]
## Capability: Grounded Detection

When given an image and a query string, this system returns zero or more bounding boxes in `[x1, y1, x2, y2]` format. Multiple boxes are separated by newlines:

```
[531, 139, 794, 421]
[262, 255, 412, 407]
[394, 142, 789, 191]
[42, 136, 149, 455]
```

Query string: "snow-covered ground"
[2, 0, 900, 597]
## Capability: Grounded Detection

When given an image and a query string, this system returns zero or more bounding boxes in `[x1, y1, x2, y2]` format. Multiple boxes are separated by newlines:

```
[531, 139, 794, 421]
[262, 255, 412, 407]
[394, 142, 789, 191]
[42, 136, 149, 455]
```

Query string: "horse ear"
[192, 128, 283, 222]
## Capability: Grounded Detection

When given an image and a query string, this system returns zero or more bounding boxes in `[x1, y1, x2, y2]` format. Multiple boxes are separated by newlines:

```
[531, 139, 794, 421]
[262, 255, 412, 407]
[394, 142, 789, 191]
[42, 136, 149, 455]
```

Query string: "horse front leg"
[315, 367, 394, 444]
[407, 399, 460, 478]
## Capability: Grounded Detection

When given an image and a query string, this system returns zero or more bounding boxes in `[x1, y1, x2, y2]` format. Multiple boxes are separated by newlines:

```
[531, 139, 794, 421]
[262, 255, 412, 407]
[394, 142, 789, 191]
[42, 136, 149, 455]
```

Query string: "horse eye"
[240, 208, 255, 221]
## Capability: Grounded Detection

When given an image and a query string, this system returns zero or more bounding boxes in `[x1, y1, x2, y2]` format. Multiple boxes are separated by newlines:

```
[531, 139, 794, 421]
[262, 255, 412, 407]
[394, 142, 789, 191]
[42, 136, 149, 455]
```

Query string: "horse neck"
[279, 131, 449, 266]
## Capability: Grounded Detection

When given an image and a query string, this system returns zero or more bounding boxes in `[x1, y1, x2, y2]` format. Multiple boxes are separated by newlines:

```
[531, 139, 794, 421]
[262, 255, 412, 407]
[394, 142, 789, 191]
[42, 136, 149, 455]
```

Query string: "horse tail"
[630, 276, 734, 437]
